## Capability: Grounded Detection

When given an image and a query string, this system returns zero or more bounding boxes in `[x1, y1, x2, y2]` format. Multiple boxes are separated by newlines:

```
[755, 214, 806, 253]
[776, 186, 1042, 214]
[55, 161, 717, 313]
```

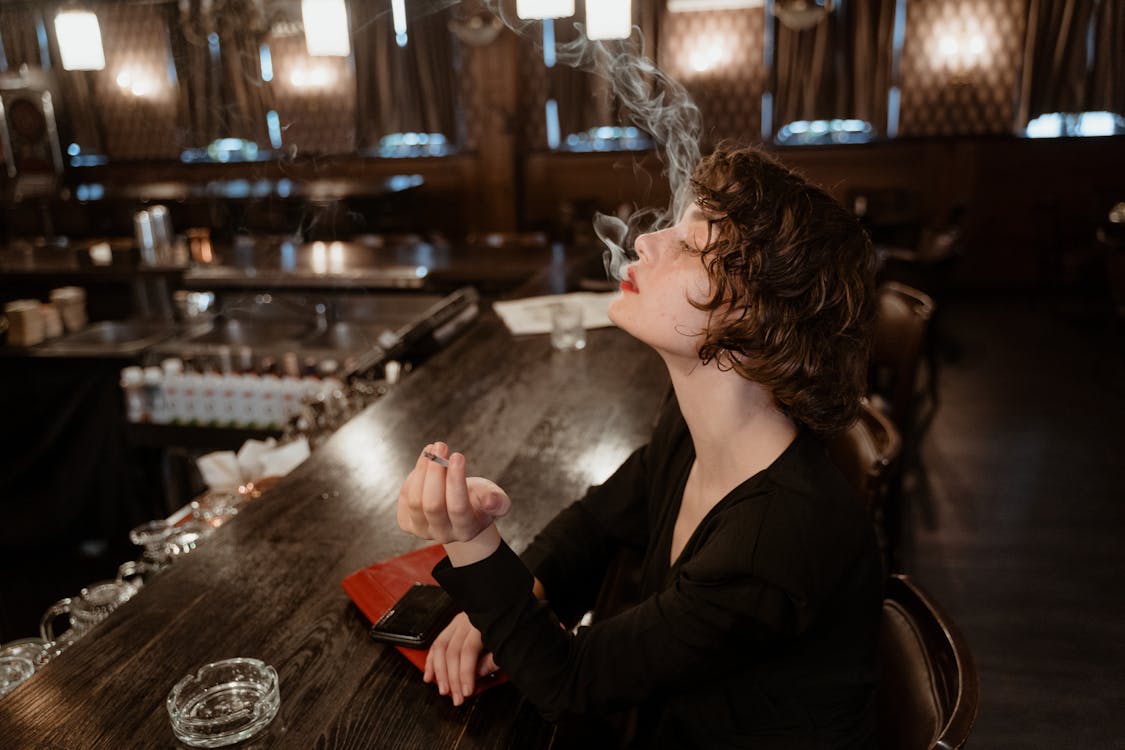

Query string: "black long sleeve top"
[434, 400, 883, 749]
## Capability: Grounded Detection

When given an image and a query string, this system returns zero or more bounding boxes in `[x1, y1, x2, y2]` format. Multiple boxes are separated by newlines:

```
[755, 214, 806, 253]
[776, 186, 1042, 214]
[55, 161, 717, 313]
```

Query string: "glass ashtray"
[129, 519, 173, 548]
[0, 655, 35, 699]
[190, 491, 245, 529]
[167, 658, 280, 748]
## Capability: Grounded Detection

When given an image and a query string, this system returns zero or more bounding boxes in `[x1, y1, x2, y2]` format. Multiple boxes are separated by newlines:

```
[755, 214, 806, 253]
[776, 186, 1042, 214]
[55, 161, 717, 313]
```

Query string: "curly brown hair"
[688, 145, 876, 436]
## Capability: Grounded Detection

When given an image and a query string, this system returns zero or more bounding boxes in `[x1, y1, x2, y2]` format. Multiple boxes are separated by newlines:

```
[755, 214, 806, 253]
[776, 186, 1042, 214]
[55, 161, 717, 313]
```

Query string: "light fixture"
[516, 0, 575, 20]
[391, 0, 408, 47]
[54, 10, 105, 71]
[115, 70, 154, 97]
[302, 0, 351, 57]
[585, 0, 631, 40]
[774, 0, 831, 31]
[668, 0, 762, 10]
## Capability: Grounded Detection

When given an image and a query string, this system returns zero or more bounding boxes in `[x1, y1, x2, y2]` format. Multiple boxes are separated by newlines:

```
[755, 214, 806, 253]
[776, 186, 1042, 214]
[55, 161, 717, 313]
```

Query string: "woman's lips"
[620, 266, 638, 293]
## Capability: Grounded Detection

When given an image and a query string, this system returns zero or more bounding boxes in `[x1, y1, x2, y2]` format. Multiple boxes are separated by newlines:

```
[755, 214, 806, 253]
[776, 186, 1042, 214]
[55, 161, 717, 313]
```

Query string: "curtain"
[168, 0, 275, 147]
[352, 0, 459, 148]
[0, 4, 46, 72]
[551, 5, 613, 138]
[0, 4, 103, 154]
[168, 1, 212, 148]
[548, 2, 657, 138]
[1020, 0, 1125, 123]
[771, 0, 896, 133]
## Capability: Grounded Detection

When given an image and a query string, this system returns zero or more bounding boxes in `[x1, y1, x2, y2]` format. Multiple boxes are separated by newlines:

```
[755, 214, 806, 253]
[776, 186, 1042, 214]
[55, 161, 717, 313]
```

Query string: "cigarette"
[422, 449, 450, 467]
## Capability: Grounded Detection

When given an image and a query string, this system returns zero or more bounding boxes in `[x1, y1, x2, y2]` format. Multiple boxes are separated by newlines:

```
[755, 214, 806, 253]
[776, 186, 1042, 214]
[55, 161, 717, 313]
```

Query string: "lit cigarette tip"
[422, 449, 450, 467]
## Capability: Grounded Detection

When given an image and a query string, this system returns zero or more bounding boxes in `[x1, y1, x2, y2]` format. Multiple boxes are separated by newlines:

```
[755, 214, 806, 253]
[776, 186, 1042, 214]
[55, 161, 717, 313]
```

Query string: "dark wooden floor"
[900, 294, 1125, 748]
[3, 293, 1123, 747]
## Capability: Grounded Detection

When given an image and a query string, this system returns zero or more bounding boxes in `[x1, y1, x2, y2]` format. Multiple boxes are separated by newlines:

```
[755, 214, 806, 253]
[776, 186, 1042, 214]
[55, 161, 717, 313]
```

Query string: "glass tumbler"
[549, 302, 586, 351]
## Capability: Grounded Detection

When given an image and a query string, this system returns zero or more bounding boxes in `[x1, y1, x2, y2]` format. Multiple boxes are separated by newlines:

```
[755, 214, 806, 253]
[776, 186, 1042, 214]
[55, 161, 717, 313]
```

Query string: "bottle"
[161, 359, 185, 423]
[180, 371, 201, 425]
[120, 367, 146, 422]
[143, 367, 167, 424]
[198, 373, 219, 426]
[236, 373, 259, 428]
[219, 373, 239, 425]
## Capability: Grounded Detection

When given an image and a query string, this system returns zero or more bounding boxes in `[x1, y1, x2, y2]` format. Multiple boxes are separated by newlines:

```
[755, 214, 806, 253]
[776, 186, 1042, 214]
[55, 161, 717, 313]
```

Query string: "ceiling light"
[302, 0, 351, 57]
[586, 0, 631, 40]
[516, 0, 575, 20]
[54, 10, 105, 71]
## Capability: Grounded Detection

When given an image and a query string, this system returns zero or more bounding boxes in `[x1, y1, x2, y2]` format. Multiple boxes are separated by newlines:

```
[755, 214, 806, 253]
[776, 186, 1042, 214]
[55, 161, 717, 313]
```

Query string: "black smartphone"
[369, 583, 458, 649]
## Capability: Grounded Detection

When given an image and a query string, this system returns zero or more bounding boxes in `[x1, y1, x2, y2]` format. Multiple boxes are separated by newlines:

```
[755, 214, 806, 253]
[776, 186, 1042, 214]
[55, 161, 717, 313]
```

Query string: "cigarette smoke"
[397, 3, 703, 282]
[476, 2, 703, 282]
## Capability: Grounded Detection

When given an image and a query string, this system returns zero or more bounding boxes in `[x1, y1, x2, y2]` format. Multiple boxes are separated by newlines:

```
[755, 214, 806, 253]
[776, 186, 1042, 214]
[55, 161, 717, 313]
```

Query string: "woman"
[397, 146, 883, 748]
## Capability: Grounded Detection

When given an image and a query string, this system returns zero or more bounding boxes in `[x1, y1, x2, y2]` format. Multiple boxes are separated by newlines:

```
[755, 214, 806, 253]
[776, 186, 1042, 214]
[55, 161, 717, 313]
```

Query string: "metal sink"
[39, 320, 178, 357]
[300, 322, 392, 352]
[185, 319, 312, 348]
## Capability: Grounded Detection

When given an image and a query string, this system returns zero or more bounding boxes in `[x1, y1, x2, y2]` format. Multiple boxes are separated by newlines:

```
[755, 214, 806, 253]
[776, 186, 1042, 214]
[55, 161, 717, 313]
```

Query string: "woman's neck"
[667, 358, 798, 498]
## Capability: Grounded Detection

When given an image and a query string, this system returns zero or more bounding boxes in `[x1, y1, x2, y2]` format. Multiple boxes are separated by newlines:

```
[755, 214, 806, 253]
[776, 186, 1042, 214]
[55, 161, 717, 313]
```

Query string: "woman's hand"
[424, 612, 499, 706]
[397, 442, 511, 545]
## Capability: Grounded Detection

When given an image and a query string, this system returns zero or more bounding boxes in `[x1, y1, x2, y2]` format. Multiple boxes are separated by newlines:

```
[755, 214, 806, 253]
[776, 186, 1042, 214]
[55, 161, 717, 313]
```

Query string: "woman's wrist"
[444, 523, 502, 567]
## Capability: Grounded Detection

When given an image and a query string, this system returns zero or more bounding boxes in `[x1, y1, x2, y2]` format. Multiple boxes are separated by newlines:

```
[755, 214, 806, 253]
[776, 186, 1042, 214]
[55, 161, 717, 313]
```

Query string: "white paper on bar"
[258, 437, 310, 479]
[492, 292, 620, 336]
[197, 451, 242, 492]
[236, 438, 278, 484]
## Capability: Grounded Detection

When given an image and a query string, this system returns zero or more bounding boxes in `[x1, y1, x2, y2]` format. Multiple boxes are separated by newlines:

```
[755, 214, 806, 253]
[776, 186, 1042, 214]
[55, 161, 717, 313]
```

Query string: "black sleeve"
[517, 397, 687, 622]
[434, 493, 802, 722]
[518, 443, 651, 623]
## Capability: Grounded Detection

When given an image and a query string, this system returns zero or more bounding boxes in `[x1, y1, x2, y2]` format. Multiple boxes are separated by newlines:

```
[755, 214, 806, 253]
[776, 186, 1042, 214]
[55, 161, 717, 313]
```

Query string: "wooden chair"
[879, 574, 979, 750]
[827, 398, 902, 567]
[870, 281, 935, 440]
[828, 398, 902, 516]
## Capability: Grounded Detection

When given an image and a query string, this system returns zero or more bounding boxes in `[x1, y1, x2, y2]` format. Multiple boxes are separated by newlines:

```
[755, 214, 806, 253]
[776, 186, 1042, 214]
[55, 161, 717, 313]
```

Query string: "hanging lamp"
[54, 10, 105, 71]
[516, 1, 575, 20]
[302, 0, 351, 57]
[585, 0, 631, 41]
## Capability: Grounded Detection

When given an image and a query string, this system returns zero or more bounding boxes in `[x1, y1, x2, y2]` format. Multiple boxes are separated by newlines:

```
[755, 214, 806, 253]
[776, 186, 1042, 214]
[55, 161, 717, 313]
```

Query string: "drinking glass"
[550, 302, 586, 351]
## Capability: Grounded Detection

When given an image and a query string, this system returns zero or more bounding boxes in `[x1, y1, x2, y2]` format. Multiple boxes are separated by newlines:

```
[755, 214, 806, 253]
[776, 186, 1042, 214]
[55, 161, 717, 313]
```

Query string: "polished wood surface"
[0, 312, 669, 748]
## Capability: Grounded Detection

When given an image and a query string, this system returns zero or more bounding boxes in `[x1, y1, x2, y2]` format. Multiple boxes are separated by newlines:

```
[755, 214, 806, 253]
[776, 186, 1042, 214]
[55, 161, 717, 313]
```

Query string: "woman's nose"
[634, 231, 656, 261]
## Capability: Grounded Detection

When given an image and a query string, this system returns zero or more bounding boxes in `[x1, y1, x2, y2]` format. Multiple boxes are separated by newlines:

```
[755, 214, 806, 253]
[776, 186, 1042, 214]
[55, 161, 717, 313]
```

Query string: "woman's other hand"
[424, 612, 499, 706]
[397, 442, 511, 544]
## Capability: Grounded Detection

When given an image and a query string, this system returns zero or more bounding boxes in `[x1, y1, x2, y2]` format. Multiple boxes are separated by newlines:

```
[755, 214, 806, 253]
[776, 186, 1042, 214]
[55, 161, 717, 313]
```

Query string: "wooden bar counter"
[0, 307, 669, 749]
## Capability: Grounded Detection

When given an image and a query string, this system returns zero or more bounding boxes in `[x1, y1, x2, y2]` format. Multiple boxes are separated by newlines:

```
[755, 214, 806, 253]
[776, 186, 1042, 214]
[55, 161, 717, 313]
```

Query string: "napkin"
[257, 437, 310, 479]
[196, 451, 243, 492]
[236, 438, 278, 483]
[197, 437, 310, 491]
[492, 292, 619, 336]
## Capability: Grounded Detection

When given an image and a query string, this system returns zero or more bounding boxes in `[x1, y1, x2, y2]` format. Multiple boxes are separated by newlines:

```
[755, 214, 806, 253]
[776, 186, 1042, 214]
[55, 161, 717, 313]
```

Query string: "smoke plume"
[478, 2, 703, 282]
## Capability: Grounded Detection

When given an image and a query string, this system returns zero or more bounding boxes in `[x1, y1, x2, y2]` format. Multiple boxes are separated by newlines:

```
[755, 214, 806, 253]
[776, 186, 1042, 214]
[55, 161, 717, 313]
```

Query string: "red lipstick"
[620, 266, 638, 293]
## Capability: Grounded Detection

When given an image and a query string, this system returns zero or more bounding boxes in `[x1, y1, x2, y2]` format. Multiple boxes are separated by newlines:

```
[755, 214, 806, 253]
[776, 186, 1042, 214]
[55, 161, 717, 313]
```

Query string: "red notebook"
[341, 544, 506, 694]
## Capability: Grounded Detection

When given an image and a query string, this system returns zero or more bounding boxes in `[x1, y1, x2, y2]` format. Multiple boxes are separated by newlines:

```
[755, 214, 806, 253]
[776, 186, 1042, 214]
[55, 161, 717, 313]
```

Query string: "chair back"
[827, 398, 902, 516]
[878, 574, 979, 750]
[870, 282, 935, 434]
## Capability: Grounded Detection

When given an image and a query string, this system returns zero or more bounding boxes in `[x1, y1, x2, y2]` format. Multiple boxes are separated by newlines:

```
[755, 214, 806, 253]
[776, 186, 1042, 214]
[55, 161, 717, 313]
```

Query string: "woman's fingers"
[466, 477, 513, 520]
[457, 636, 481, 698]
[423, 613, 490, 706]
[421, 442, 455, 541]
[445, 453, 480, 540]
[399, 444, 435, 537]
[399, 444, 511, 543]
[477, 651, 499, 678]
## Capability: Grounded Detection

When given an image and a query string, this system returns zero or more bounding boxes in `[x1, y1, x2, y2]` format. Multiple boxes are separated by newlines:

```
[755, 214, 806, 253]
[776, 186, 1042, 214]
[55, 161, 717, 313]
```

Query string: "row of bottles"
[120, 358, 345, 429]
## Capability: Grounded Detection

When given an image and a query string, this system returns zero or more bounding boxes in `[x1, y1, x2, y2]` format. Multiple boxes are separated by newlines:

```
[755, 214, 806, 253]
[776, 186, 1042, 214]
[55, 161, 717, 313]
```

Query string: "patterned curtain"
[352, 0, 460, 148]
[771, 0, 897, 133]
[0, 4, 47, 72]
[168, 0, 275, 147]
[548, 2, 656, 138]
[1018, 0, 1125, 124]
